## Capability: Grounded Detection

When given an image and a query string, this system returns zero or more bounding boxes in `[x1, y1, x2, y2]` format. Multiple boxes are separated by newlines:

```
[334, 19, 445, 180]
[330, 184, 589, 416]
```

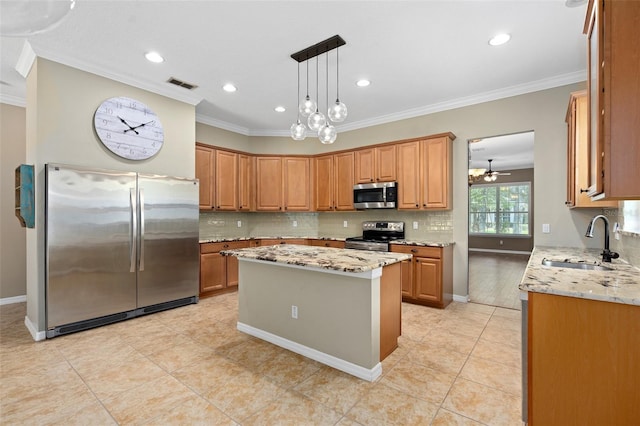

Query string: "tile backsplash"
[199, 210, 454, 242]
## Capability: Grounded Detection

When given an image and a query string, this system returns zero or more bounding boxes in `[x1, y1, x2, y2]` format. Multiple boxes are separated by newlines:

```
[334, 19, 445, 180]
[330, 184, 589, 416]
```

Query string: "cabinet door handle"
[415, 204, 419, 207]
[423, 203, 426, 207]
[411, 249, 418, 253]
[223, 244, 229, 248]
[580, 188, 589, 193]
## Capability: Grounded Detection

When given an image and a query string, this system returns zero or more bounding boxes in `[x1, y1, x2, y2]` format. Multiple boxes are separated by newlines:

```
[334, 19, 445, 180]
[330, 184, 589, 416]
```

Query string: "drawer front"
[390, 244, 441, 259]
[201, 240, 249, 253]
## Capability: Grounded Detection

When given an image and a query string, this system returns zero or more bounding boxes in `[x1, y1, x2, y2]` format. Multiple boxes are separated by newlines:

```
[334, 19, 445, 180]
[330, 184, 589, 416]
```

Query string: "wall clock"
[93, 96, 164, 160]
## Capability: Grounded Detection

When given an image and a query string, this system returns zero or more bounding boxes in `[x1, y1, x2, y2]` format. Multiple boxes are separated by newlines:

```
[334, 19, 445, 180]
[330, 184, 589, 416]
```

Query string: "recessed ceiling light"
[145, 51, 164, 63]
[489, 33, 511, 46]
[274, 106, 286, 113]
[222, 83, 237, 93]
[356, 79, 370, 87]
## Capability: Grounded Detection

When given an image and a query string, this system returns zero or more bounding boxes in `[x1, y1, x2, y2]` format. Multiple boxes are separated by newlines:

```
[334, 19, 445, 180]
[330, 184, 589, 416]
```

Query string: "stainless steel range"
[344, 221, 405, 252]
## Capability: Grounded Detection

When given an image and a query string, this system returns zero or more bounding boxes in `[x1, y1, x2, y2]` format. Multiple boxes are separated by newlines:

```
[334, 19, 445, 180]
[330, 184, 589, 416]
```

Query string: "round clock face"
[93, 96, 164, 160]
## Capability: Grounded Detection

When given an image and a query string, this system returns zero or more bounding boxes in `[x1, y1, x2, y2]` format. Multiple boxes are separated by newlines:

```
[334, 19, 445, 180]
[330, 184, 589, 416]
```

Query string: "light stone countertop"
[221, 244, 411, 274]
[199, 237, 452, 246]
[519, 246, 640, 306]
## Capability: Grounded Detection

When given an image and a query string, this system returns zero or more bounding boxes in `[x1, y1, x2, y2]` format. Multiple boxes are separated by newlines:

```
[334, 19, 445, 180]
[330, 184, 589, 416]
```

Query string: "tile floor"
[0, 293, 522, 425]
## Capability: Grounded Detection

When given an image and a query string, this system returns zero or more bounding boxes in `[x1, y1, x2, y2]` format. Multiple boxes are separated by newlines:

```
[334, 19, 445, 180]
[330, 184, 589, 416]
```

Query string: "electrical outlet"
[293, 220, 298, 227]
[343, 221, 348, 228]
[291, 305, 298, 319]
[499, 240, 503, 245]
[542, 224, 550, 233]
[413, 221, 418, 230]
[237, 220, 242, 228]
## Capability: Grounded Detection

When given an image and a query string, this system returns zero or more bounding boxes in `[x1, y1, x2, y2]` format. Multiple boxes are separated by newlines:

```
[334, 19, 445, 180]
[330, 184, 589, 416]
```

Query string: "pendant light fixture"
[290, 35, 347, 143]
[328, 46, 348, 123]
[319, 52, 337, 144]
[290, 62, 307, 140]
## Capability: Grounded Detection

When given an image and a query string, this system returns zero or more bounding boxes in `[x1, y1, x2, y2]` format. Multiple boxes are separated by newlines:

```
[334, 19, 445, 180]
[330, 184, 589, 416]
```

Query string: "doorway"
[467, 131, 534, 310]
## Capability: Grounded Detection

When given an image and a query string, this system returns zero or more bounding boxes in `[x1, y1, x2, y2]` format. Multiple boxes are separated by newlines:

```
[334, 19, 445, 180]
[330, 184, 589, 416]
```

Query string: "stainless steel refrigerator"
[45, 163, 199, 338]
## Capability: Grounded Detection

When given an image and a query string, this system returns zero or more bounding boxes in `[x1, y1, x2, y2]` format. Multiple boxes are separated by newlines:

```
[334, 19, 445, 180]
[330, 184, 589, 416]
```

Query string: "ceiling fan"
[468, 159, 511, 185]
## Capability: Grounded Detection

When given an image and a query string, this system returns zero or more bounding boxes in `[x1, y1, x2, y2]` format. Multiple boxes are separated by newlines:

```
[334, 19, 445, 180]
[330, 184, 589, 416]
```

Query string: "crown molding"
[29, 43, 204, 106]
[195, 113, 251, 136]
[0, 94, 26, 107]
[15, 41, 36, 78]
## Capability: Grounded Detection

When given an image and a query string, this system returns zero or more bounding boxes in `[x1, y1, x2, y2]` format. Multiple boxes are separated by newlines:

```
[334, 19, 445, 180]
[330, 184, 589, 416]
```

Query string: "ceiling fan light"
[328, 100, 348, 122]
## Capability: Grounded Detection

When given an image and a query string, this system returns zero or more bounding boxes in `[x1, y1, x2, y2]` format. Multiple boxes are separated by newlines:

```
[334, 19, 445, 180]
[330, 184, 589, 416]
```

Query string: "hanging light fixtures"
[290, 62, 307, 141]
[290, 35, 347, 143]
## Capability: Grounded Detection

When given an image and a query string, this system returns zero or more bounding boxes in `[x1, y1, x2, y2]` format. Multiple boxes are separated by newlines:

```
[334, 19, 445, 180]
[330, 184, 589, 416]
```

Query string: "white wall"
[25, 58, 196, 336]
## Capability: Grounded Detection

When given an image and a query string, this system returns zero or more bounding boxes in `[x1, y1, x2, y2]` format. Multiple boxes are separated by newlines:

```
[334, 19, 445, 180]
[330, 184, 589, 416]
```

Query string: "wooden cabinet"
[283, 157, 311, 211]
[238, 154, 252, 211]
[390, 244, 453, 308]
[195, 144, 214, 210]
[528, 292, 640, 424]
[200, 241, 249, 297]
[584, 0, 640, 200]
[215, 150, 238, 210]
[565, 91, 617, 208]
[397, 135, 453, 210]
[309, 239, 345, 249]
[258, 238, 308, 246]
[354, 145, 396, 183]
[314, 152, 355, 211]
[255, 157, 283, 211]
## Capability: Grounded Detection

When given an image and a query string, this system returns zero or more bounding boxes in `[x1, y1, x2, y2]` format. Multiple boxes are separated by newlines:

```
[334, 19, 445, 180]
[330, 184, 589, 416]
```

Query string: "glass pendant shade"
[299, 96, 316, 117]
[308, 110, 326, 132]
[290, 120, 307, 141]
[328, 99, 348, 122]
[318, 123, 337, 144]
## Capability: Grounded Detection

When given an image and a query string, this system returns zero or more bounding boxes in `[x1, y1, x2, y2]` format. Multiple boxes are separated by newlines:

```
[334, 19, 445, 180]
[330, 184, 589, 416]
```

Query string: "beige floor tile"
[144, 396, 238, 425]
[407, 340, 469, 375]
[172, 353, 246, 396]
[480, 323, 521, 350]
[147, 335, 214, 372]
[486, 313, 522, 333]
[472, 336, 521, 370]
[47, 399, 117, 425]
[253, 349, 322, 387]
[335, 416, 365, 426]
[459, 355, 522, 396]
[431, 408, 484, 425]
[242, 389, 342, 425]
[443, 377, 521, 425]
[102, 374, 198, 425]
[346, 382, 439, 425]
[294, 366, 374, 414]
[0, 339, 67, 376]
[422, 327, 479, 355]
[493, 306, 522, 320]
[380, 358, 457, 404]
[217, 337, 285, 370]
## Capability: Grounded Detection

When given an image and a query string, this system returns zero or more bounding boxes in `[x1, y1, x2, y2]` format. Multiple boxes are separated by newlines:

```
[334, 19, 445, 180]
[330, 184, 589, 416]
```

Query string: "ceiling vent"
[167, 77, 198, 90]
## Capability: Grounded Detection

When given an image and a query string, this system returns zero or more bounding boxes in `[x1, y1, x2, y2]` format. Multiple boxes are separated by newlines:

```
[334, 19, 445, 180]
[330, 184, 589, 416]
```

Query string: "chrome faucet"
[585, 215, 619, 262]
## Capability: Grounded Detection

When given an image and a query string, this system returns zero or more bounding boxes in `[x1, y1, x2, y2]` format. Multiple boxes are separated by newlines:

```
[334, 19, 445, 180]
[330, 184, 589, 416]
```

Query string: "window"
[469, 182, 530, 236]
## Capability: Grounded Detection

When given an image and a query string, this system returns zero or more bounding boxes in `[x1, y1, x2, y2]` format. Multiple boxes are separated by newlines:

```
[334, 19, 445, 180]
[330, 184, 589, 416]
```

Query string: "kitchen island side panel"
[237, 260, 380, 369]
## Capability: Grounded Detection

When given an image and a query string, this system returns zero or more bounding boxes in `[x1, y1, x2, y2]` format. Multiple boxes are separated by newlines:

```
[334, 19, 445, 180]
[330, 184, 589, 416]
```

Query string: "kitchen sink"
[541, 259, 613, 271]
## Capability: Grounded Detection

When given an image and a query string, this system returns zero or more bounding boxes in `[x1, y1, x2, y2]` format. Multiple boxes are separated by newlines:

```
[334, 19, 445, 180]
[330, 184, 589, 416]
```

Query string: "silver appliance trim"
[353, 181, 397, 210]
[344, 240, 389, 252]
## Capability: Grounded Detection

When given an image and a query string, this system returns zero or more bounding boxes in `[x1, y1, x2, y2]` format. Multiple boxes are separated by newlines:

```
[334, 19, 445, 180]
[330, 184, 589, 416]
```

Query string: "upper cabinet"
[584, 0, 640, 200]
[195, 144, 214, 210]
[255, 157, 283, 211]
[215, 150, 238, 211]
[238, 154, 252, 211]
[314, 152, 355, 211]
[565, 91, 617, 208]
[397, 135, 454, 210]
[354, 145, 397, 183]
[283, 157, 311, 211]
[255, 156, 312, 211]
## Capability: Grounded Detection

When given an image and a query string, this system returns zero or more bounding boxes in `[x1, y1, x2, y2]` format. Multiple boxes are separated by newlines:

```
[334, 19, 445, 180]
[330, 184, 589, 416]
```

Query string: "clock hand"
[129, 120, 155, 131]
[117, 116, 139, 135]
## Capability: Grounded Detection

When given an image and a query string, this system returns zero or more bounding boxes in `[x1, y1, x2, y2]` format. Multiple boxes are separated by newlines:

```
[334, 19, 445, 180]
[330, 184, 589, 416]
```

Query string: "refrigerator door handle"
[139, 188, 145, 271]
[129, 188, 137, 273]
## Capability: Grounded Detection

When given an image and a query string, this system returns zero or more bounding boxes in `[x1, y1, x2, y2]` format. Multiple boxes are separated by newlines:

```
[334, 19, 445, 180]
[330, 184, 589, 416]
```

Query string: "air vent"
[167, 77, 198, 90]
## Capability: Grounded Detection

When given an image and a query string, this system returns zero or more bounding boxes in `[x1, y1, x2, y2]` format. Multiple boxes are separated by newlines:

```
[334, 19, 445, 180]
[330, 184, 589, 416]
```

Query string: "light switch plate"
[343, 221, 348, 228]
[293, 220, 298, 227]
[413, 221, 418, 230]
[237, 220, 242, 228]
[542, 223, 550, 233]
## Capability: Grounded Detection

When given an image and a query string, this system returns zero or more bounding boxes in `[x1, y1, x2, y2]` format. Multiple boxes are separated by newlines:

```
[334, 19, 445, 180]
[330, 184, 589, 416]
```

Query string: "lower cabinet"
[258, 238, 309, 246]
[390, 244, 453, 308]
[200, 241, 249, 298]
[309, 240, 345, 249]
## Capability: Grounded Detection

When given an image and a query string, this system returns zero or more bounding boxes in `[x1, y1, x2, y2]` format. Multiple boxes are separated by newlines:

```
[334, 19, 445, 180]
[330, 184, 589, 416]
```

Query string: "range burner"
[345, 221, 405, 252]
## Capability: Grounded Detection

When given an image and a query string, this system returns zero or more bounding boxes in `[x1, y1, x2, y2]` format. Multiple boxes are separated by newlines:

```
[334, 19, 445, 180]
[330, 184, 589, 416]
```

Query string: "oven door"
[353, 182, 397, 209]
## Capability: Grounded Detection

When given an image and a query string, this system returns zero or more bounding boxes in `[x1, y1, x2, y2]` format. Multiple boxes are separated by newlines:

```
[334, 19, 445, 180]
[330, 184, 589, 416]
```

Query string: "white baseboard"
[237, 322, 382, 382]
[469, 248, 532, 255]
[24, 316, 46, 341]
[0, 295, 27, 305]
[453, 294, 470, 303]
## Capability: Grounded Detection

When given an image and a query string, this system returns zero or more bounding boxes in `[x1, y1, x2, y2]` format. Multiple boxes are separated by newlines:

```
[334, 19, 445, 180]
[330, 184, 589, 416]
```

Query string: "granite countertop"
[390, 240, 454, 247]
[519, 246, 640, 306]
[221, 245, 411, 274]
[200, 236, 451, 246]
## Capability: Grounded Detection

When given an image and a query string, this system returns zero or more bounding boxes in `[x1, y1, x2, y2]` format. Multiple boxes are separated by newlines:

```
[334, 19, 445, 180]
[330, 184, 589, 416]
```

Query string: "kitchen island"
[519, 246, 640, 425]
[221, 245, 411, 381]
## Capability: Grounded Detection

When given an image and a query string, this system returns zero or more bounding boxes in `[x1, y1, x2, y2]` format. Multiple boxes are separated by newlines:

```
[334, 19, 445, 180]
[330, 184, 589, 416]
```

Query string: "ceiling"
[1, 1, 588, 138]
[468, 131, 535, 171]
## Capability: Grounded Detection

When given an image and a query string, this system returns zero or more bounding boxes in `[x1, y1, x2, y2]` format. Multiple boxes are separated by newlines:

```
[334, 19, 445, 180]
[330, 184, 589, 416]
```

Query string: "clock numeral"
[130, 149, 135, 155]
[102, 119, 108, 125]
[105, 108, 114, 115]
[116, 102, 123, 109]
[106, 132, 111, 139]
[129, 102, 137, 109]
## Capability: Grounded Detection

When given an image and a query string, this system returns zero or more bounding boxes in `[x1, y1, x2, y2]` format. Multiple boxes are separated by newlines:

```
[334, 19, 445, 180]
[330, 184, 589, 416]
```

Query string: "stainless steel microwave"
[353, 182, 397, 209]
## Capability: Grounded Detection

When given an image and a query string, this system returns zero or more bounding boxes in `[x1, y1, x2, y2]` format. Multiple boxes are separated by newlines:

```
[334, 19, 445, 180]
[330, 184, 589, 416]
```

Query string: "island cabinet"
[314, 152, 355, 211]
[354, 145, 397, 183]
[390, 244, 453, 308]
[396, 135, 453, 210]
[310, 239, 345, 249]
[584, 0, 640, 200]
[528, 292, 640, 424]
[200, 241, 250, 297]
[565, 91, 617, 208]
[195, 144, 214, 210]
[255, 156, 311, 211]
